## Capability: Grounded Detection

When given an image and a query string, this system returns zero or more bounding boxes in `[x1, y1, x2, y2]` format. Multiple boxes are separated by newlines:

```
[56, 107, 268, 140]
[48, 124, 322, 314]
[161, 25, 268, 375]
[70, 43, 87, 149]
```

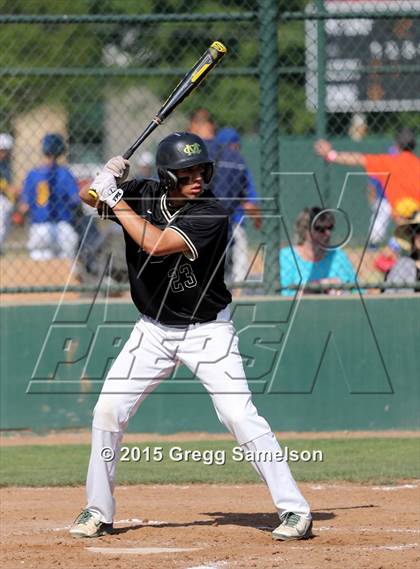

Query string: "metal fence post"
[316, 0, 330, 202]
[258, 0, 280, 294]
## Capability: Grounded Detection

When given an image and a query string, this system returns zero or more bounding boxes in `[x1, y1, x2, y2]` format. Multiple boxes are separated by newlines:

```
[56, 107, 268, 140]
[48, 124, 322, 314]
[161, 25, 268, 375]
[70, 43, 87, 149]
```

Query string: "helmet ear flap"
[158, 168, 178, 192]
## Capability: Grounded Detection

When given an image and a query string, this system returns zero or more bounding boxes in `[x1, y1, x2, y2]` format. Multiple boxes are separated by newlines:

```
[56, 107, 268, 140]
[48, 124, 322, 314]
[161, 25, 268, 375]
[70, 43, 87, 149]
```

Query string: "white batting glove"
[90, 171, 124, 208]
[104, 155, 130, 182]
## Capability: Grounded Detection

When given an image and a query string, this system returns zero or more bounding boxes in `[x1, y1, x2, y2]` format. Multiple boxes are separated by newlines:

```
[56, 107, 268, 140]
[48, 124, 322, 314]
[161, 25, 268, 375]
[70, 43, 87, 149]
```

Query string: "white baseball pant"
[0, 194, 13, 245]
[369, 197, 392, 245]
[85, 308, 310, 523]
[27, 221, 78, 260]
[232, 223, 250, 283]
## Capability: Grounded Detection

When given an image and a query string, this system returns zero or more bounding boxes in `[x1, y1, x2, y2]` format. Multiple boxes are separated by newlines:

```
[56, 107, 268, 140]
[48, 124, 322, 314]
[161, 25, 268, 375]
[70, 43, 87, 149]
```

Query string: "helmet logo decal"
[183, 143, 202, 156]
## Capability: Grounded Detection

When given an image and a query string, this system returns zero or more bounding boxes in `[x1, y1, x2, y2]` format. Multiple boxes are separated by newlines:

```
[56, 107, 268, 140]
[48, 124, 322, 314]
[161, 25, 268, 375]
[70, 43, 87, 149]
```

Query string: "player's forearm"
[243, 202, 262, 229]
[113, 200, 163, 253]
[314, 139, 366, 167]
[79, 184, 98, 208]
[331, 152, 366, 167]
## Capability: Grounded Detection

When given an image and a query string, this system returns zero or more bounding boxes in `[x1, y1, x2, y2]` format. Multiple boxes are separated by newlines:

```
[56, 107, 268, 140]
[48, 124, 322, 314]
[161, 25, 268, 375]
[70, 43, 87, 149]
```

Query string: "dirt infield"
[1, 481, 419, 569]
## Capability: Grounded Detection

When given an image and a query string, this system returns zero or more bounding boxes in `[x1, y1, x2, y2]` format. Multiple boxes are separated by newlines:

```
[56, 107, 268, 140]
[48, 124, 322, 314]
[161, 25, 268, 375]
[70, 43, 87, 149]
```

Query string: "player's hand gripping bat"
[89, 41, 227, 199]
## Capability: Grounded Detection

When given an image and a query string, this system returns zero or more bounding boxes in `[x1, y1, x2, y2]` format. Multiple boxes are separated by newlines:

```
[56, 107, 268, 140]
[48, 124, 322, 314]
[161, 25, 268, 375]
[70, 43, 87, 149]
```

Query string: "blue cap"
[216, 127, 240, 145]
[42, 133, 65, 157]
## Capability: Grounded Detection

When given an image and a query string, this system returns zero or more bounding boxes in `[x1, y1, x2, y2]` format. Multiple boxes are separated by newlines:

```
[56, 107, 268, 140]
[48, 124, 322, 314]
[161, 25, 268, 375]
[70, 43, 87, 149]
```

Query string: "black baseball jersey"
[105, 178, 232, 325]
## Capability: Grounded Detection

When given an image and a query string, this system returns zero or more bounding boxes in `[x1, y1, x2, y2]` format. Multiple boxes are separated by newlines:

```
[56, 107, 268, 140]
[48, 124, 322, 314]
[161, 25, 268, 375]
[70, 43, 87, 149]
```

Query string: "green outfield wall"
[1, 297, 419, 433]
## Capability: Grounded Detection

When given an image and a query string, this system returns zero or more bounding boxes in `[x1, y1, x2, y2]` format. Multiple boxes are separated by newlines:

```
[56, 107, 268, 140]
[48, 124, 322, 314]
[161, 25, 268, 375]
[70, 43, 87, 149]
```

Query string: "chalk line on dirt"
[362, 543, 418, 551]
[114, 518, 169, 526]
[310, 483, 418, 491]
[372, 484, 418, 491]
[186, 564, 227, 569]
[50, 518, 169, 532]
[317, 526, 420, 534]
[289, 543, 418, 552]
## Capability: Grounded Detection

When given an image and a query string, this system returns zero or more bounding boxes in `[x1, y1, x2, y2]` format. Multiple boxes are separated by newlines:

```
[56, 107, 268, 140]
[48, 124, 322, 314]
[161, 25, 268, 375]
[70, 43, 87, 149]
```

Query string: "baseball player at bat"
[69, 132, 312, 541]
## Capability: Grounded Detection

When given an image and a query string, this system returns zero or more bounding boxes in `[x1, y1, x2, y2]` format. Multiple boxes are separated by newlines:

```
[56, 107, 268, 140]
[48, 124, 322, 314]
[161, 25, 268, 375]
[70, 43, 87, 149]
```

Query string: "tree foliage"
[1, 0, 414, 151]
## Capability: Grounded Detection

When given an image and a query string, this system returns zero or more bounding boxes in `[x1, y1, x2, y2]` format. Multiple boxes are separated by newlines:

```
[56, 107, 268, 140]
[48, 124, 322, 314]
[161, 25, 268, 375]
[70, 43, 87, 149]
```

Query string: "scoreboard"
[305, 0, 420, 112]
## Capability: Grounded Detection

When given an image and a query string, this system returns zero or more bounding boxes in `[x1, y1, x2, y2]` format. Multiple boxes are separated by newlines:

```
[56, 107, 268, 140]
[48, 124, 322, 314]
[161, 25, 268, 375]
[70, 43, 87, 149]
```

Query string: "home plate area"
[1, 482, 418, 569]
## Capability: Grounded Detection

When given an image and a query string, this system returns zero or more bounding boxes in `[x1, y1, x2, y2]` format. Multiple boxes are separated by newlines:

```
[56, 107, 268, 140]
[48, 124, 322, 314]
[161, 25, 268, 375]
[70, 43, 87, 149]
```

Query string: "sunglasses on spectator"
[313, 224, 335, 233]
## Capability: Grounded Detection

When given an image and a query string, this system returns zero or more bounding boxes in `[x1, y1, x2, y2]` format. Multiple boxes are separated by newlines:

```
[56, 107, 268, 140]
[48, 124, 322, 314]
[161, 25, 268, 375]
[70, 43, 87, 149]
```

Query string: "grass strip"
[0, 438, 418, 487]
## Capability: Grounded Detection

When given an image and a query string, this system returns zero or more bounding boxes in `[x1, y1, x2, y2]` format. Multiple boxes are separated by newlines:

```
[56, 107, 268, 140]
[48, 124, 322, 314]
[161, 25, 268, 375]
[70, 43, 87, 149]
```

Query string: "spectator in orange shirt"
[314, 128, 420, 224]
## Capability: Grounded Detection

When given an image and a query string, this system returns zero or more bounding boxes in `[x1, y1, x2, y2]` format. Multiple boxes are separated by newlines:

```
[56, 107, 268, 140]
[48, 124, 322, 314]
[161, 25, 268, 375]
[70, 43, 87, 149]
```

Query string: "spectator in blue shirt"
[215, 127, 261, 282]
[279, 207, 356, 296]
[19, 133, 80, 260]
[188, 109, 261, 283]
[188, 110, 249, 215]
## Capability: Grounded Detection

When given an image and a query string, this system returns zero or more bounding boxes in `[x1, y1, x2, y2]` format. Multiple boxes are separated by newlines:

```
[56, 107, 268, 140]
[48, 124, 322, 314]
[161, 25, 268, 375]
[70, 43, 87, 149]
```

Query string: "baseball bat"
[89, 41, 227, 199]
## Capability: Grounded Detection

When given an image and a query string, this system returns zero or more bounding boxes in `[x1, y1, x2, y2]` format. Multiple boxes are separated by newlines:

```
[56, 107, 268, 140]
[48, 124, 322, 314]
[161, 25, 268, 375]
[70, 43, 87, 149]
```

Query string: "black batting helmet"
[156, 132, 214, 192]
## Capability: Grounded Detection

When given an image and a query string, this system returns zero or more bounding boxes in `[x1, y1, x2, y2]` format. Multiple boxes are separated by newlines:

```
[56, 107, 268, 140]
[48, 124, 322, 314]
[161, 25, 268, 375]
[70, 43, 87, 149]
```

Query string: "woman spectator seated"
[279, 207, 356, 296]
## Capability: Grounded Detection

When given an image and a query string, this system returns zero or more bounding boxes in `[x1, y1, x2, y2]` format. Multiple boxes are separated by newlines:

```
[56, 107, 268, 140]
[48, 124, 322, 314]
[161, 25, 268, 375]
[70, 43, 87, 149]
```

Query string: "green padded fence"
[1, 297, 418, 433]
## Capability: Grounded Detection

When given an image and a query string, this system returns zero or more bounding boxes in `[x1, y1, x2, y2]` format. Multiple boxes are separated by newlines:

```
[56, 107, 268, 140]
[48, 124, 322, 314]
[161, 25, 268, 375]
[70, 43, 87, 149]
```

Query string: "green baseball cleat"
[272, 512, 313, 541]
[69, 509, 113, 538]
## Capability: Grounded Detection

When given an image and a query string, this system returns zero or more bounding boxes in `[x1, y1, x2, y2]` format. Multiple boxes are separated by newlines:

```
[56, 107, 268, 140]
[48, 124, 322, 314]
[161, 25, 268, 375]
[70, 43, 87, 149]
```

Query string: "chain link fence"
[0, 0, 419, 301]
